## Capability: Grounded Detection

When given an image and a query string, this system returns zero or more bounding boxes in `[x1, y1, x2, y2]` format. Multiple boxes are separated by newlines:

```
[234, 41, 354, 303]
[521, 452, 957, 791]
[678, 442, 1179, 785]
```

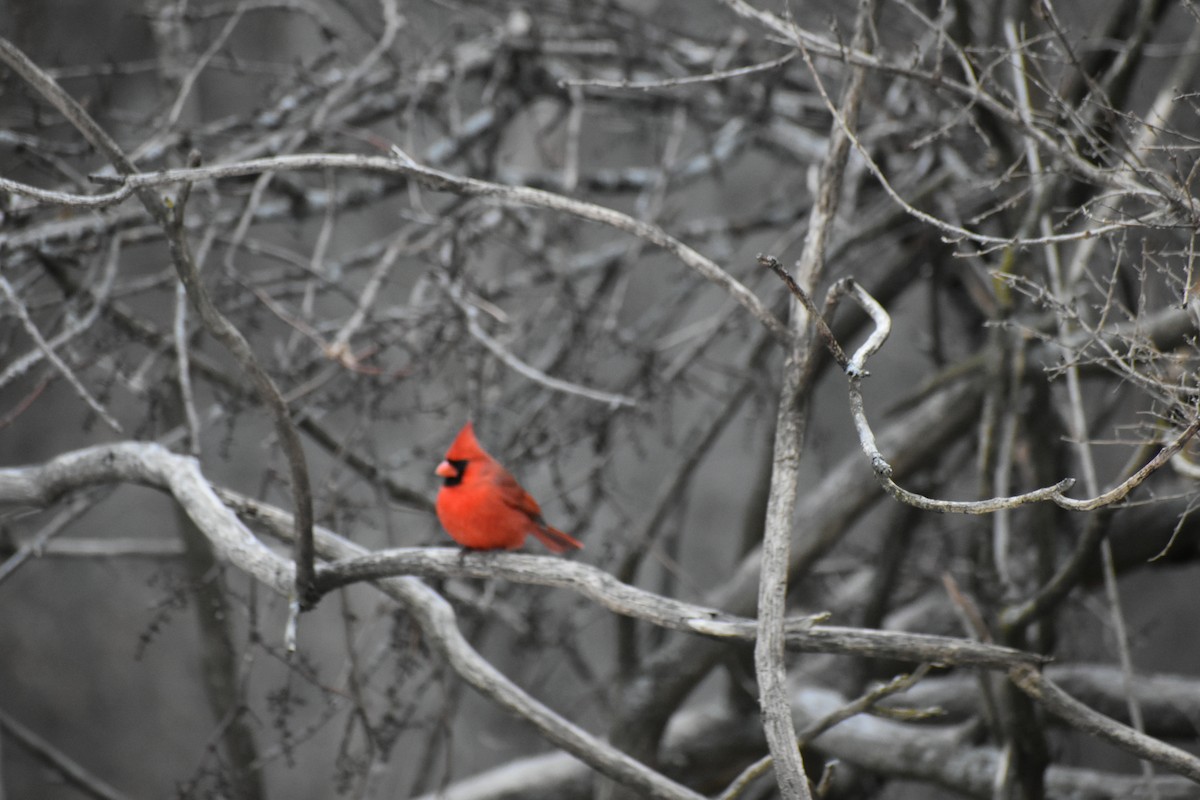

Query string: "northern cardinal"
[435, 422, 583, 553]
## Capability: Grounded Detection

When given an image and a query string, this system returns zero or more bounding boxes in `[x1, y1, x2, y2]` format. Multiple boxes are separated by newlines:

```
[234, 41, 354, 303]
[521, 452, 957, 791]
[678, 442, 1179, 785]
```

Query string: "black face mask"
[442, 459, 468, 487]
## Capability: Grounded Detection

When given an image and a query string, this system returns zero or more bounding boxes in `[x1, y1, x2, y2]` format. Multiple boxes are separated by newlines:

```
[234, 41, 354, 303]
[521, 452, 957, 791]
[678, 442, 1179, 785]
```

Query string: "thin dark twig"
[758, 254, 850, 370]
[0, 35, 316, 628]
[0, 706, 134, 800]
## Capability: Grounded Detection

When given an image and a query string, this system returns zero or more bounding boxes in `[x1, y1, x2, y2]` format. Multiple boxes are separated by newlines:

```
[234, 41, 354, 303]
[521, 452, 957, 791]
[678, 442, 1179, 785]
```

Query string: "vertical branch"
[174, 281, 202, 457]
[0, 35, 316, 623]
[755, 2, 877, 796]
[756, 342, 813, 800]
[163, 156, 316, 622]
[1009, 15, 1157, 787]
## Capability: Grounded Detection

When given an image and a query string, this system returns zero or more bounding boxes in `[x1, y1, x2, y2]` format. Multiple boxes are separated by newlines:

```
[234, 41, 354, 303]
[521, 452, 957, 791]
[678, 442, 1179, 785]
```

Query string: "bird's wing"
[494, 469, 544, 523]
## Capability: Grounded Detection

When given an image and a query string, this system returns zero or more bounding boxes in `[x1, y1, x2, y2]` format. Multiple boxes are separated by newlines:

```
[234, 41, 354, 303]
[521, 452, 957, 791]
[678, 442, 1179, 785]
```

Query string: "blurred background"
[2, 0, 1200, 798]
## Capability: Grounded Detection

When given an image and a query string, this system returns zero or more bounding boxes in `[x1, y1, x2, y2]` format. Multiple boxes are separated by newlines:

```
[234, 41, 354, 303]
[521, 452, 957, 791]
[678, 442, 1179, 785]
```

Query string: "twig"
[1051, 418, 1200, 511]
[768, 274, 1079, 513]
[720, 0, 1188, 214]
[0, 275, 124, 433]
[757, 255, 849, 370]
[0, 491, 106, 587]
[174, 281, 202, 457]
[57, 151, 793, 344]
[787, 22, 1151, 254]
[560, 51, 797, 91]
[1, 235, 122, 392]
[221, 0, 404, 274]
[563, 84, 583, 192]
[162, 6, 246, 133]
[0, 706, 135, 800]
[327, 230, 408, 360]
[0, 376, 49, 430]
[438, 277, 637, 409]
[1010, 665, 1200, 783]
[717, 666, 933, 800]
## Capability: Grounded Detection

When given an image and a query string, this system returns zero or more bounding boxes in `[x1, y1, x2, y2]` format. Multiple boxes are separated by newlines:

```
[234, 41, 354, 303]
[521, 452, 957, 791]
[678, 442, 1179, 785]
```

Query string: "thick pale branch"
[312, 547, 1045, 669]
[412, 684, 1199, 800]
[219, 492, 708, 800]
[0, 443, 291, 592]
[0, 444, 702, 799]
[717, 666, 932, 800]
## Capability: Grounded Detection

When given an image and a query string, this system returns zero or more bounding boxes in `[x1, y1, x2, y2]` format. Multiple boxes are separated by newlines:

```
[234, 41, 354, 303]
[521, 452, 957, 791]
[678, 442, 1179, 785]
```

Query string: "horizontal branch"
[314, 547, 1046, 669]
[2, 537, 183, 561]
[0, 152, 794, 345]
[0, 442, 705, 800]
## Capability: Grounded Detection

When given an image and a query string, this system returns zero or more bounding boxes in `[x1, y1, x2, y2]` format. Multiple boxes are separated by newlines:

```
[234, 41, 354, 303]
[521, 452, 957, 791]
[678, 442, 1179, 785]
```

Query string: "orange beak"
[435, 460, 457, 478]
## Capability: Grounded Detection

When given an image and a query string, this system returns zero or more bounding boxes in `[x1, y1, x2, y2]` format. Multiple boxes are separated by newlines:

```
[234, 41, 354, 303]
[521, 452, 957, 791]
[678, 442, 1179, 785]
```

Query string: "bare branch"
[561, 51, 797, 91]
[56, 152, 793, 344]
[717, 665, 933, 800]
[0, 443, 292, 592]
[219, 492, 709, 800]
[1010, 665, 1200, 783]
[438, 276, 638, 409]
[0, 275, 124, 433]
[1053, 418, 1200, 511]
[0, 34, 315, 619]
[160, 156, 316, 619]
[0, 706, 135, 800]
[309, 546, 1045, 669]
[778, 276, 1079, 513]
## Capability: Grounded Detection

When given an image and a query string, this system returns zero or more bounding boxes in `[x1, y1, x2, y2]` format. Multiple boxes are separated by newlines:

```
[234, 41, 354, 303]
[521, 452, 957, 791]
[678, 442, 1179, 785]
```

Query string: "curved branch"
[0, 443, 704, 800]
[218, 492, 709, 800]
[438, 276, 637, 409]
[8, 152, 794, 344]
[0, 443, 291, 592]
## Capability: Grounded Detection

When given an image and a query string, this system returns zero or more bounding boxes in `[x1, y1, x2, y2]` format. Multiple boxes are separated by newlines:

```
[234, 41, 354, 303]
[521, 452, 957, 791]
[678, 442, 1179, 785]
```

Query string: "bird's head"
[436, 421, 489, 486]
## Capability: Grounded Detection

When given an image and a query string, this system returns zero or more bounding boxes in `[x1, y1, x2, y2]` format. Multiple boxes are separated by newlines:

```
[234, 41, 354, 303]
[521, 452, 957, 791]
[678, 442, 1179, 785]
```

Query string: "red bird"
[435, 422, 582, 553]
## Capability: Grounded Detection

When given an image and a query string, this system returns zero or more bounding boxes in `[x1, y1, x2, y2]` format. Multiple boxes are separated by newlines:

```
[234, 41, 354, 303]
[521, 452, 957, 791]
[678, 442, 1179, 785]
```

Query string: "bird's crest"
[444, 421, 489, 461]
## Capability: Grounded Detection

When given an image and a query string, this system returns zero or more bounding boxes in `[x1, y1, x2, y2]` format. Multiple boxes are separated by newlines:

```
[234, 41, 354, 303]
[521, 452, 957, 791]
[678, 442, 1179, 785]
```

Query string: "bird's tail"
[532, 525, 583, 553]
